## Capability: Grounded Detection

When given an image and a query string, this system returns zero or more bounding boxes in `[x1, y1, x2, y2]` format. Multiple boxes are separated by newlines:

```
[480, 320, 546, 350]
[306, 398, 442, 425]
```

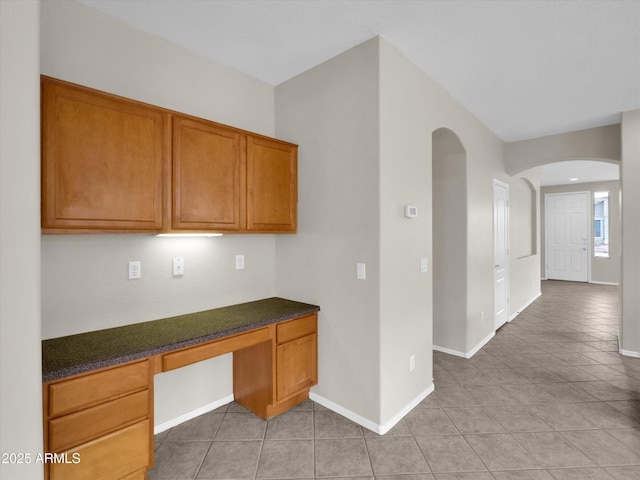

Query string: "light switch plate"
[420, 258, 428, 273]
[236, 255, 245, 270]
[173, 257, 184, 276]
[404, 205, 418, 218]
[357, 263, 366, 280]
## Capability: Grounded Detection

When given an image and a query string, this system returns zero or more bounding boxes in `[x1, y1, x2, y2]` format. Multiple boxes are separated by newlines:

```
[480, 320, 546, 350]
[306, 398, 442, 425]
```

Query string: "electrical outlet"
[236, 255, 245, 270]
[409, 354, 416, 372]
[128, 261, 141, 280]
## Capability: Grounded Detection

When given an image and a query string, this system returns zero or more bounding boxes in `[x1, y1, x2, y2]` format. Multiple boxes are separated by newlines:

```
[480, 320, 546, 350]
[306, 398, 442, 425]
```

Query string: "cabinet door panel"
[173, 117, 244, 230]
[276, 333, 317, 401]
[247, 136, 297, 232]
[42, 79, 165, 231]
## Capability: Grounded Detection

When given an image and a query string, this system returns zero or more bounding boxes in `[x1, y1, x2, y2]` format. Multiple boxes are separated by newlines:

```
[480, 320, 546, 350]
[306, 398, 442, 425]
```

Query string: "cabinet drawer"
[162, 327, 270, 371]
[276, 314, 317, 344]
[49, 419, 150, 480]
[48, 389, 150, 452]
[48, 360, 150, 417]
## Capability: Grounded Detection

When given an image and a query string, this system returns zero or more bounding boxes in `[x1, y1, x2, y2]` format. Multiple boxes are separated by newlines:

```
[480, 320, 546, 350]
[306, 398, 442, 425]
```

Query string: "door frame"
[544, 191, 591, 283]
[493, 179, 510, 331]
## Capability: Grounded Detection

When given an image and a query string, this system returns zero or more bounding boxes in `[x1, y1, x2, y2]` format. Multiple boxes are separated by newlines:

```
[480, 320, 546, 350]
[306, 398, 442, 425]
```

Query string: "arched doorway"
[519, 159, 620, 285]
[432, 128, 468, 354]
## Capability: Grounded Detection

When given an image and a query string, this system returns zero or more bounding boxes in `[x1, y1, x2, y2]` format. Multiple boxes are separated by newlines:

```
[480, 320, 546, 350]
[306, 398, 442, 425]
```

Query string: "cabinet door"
[247, 136, 297, 232]
[172, 116, 244, 231]
[41, 78, 166, 232]
[276, 333, 317, 401]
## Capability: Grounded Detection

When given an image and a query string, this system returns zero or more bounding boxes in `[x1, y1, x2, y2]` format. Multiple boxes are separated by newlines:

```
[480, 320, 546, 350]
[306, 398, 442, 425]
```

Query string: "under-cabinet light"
[570, 178, 579, 182]
[156, 233, 223, 238]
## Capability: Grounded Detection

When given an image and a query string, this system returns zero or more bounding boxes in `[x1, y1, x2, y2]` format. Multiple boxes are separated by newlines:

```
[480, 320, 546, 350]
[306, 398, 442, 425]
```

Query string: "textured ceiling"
[79, 0, 640, 143]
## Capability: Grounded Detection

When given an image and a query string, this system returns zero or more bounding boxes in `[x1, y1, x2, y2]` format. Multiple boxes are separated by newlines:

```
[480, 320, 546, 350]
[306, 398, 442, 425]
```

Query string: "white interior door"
[546, 192, 589, 282]
[493, 180, 509, 330]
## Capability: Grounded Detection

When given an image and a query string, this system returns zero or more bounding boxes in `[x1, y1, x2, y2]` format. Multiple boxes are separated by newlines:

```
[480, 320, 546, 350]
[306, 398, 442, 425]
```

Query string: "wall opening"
[432, 128, 467, 354]
[512, 177, 537, 258]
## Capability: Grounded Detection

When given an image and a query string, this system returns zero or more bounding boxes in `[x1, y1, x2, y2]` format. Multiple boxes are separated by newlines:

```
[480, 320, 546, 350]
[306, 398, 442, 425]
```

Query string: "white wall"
[275, 38, 382, 426]
[620, 109, 640, 356]
[0, 1, 43, 479]
[378, 40, 435, 425]
[40, 0, 277, 426]
[505, 125, 621, 174]
[378, 38, 510, 360]
[508, 173, 542, 318]
[276, 37, 531, 430]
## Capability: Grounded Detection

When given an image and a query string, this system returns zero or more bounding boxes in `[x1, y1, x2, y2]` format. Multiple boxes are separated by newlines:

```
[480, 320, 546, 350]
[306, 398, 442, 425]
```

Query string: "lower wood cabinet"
[233, 313, 318, 418]
[276, 333, 317, 401]
[43, 360, 153, 480]
[275, 315, 318, 402]
[42, 312, 317, 478]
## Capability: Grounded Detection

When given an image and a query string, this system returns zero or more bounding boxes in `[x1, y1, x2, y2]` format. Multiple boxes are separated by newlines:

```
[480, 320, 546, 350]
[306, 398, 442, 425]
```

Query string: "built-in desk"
[41, 297, 320, 480]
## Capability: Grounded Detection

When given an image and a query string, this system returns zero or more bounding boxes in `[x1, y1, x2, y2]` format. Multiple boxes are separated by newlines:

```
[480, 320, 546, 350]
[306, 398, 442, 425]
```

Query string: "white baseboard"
[309, 392, 379, 433]
[509, 291, 542, 321]
[620, 348, 640, 358]
[467, 331, 495, 357]
[589, 281, 620, 286]
[377, 384, 434, 435]
[310, 383, 434, 435]
[434, 331, 495, 359]
[433, 344, 466, 358]
[154, 394, 234, 434]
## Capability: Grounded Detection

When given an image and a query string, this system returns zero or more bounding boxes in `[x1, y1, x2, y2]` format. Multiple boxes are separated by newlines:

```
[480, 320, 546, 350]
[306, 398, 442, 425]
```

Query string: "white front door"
[546, 192, 589, 282]
[493, 180, 509, 330]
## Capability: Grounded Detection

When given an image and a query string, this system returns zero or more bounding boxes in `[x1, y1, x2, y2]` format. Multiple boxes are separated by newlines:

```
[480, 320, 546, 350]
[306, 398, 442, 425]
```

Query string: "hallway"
[151, 280, 640, 479]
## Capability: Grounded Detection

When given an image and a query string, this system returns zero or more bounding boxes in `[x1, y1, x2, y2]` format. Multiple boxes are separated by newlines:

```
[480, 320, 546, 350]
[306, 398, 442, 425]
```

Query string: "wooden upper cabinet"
[247, 136, 297, 232]
[41, 77, 166, 232]
[172, 116, 245, 231]
[41, 77, 297, 234]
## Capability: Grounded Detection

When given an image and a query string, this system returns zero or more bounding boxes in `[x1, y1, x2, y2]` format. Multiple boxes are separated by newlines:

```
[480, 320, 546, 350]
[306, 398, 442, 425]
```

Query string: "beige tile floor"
[150, 280, 640, 479]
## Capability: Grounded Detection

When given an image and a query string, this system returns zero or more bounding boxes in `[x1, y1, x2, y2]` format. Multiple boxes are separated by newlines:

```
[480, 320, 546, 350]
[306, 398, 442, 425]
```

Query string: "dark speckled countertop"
[42, 297, 320, 382]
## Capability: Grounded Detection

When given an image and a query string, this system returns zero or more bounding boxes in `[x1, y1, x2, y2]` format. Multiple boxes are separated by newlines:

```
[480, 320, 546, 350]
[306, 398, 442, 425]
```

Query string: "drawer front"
[49, 419, 150, 480]
[48, 389, 150, 452]
[48, 360, 150, 417]
[162, 327, 270, 371]
[276, 314, 317, 344]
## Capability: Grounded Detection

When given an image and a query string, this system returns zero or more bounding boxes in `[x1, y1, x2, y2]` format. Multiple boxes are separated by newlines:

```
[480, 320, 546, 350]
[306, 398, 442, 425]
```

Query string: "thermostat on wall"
[404, 205, 418, 218]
